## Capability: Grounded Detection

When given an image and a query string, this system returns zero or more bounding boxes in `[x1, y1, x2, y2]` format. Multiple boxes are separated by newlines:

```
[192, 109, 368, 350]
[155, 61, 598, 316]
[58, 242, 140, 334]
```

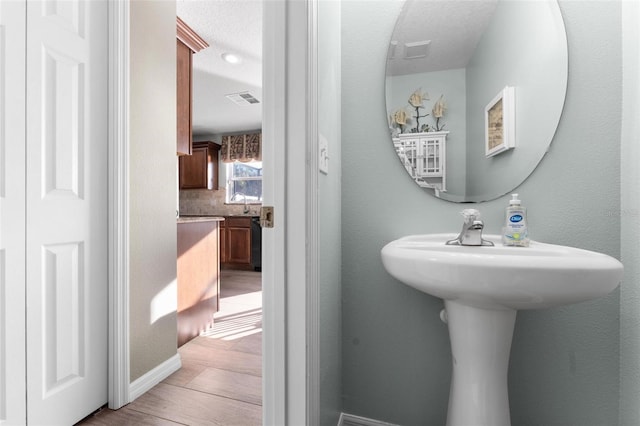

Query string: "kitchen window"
[226, 161, 263, 203]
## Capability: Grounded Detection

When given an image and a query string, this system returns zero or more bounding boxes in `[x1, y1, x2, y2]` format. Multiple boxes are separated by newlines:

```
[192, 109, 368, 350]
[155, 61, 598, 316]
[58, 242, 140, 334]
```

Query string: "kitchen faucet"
[234, 192, 250, 214]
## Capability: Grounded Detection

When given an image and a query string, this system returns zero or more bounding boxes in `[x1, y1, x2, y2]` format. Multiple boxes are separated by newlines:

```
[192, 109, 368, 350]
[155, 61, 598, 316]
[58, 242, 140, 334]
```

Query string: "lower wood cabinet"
[177, 219, 220, 346]
[220, 216, 253, 270]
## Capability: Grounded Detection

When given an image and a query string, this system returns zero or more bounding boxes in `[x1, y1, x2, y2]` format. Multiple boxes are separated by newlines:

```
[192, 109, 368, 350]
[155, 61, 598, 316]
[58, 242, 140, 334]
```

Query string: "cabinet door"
[422, 137, 443, 176]
[176, 39, 192, 155]
[179, 142, 219, 190]
[179, 145, 208, 189]
[227, 226, 252, 265]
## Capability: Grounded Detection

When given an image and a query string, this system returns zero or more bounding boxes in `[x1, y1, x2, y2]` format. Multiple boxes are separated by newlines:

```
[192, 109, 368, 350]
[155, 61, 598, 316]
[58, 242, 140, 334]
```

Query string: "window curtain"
[221, 133, 262, 163]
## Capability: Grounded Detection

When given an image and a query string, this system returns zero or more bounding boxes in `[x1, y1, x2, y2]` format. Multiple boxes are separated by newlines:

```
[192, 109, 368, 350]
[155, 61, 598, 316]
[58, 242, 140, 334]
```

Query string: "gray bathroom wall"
[465, 0, 567, 202]
[341, 1, 621, 425]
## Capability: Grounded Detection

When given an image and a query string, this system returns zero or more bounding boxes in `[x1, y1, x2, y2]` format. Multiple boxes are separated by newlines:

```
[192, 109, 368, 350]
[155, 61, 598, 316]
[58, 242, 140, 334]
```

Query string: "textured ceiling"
[387, 0, 498, 76]
[177, 0, 263, 137]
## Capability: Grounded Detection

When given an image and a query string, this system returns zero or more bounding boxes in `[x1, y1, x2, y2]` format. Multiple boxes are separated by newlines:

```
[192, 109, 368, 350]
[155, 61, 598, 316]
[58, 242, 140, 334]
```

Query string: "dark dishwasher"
[251, 216, 262, 271]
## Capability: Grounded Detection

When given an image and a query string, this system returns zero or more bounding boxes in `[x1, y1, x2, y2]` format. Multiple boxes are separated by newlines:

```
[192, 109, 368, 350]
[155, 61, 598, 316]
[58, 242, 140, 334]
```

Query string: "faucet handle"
[460, 208, 481, 222]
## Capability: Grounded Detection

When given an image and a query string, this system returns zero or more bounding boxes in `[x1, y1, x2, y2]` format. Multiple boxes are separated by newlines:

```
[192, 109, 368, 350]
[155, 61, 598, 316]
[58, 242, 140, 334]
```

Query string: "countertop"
[177, 216, 225, 224]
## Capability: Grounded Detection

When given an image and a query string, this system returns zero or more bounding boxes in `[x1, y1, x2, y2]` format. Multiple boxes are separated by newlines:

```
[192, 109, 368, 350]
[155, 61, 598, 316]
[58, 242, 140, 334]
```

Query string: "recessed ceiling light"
[222, 53, 242, 64]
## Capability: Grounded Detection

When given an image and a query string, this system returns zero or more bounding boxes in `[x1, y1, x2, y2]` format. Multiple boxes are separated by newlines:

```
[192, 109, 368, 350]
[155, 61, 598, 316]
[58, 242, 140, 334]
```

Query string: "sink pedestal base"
[444, 300, 517, 426]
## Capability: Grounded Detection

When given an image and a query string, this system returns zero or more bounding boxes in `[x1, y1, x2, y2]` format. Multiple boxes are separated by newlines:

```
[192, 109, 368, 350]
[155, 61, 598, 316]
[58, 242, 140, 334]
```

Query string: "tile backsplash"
[179, 188, 261, 216]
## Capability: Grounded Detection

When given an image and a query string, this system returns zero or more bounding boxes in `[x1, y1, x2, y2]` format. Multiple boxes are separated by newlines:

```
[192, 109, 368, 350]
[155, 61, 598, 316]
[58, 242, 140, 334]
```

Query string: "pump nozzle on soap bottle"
[502, 193, 529, 247]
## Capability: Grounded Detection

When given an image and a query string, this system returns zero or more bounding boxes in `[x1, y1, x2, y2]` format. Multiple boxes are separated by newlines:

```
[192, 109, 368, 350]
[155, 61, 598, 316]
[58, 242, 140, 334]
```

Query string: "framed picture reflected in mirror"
[485, 86, 515, 157]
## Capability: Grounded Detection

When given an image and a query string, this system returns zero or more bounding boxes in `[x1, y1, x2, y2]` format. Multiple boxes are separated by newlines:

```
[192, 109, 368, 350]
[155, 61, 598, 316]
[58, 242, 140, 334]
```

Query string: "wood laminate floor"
[78, 270, 262, 426]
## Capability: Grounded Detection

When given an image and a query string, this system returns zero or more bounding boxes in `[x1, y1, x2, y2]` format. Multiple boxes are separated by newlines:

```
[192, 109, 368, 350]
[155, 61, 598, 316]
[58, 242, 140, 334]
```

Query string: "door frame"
[106, 0, 320, 423]
[107, 0, 130, 409]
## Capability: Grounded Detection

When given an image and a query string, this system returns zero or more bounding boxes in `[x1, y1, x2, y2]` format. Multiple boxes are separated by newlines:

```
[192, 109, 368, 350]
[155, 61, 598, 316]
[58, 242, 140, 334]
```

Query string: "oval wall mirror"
[385, 0, 568, 202]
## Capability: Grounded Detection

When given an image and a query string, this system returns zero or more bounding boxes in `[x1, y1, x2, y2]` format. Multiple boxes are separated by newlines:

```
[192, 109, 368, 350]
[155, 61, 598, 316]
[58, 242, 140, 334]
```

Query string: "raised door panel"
[0, 1, 27, 424]
[176, 39, 191, 155]
[227, 227, 252, 265]
[25, 1, 108, 424]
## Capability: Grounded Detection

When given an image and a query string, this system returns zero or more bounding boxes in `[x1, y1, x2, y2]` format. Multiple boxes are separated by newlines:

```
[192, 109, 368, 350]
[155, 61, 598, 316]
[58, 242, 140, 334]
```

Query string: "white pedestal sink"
[381, 234, 623, 426]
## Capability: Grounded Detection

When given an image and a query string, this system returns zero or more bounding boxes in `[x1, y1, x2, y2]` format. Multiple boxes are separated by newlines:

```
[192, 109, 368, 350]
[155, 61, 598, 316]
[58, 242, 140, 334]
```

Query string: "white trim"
[261, 1, 287, 424]
[284, 0, 314, 423]
[306, 0, 320, 425]
[338, 413, 400, 426]
[128, 354, 182, 402]
[619, 0, 640, 424]
[107, 0, 131, 410]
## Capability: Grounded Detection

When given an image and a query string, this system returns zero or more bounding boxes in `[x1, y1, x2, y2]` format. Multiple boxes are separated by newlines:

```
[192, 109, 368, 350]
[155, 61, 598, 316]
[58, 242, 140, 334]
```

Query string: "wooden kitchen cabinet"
[220, 216, 253, 269]
[176, 17, 208, 156]
[177, 219, 221, 346]
[179, 141, 220, 189]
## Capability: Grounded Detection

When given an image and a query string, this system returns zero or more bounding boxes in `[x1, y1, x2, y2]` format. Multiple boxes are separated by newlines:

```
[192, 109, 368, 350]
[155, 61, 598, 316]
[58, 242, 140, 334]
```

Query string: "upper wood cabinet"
[179, 141, 220, 190]
[176, 17, 208, 156]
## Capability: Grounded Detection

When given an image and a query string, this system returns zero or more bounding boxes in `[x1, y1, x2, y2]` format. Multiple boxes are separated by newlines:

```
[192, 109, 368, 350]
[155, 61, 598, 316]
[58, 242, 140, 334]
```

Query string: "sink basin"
[381, 233, 623, 426]
[381, 233, 622, 310]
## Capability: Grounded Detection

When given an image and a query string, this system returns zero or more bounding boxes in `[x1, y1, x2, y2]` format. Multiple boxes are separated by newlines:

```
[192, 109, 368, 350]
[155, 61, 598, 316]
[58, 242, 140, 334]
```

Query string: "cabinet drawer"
[225, 216, 251, 228]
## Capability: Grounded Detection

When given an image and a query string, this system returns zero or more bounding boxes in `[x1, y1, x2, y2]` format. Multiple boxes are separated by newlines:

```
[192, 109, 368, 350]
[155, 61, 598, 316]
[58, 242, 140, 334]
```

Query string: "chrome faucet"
[446, 209, 494, 246]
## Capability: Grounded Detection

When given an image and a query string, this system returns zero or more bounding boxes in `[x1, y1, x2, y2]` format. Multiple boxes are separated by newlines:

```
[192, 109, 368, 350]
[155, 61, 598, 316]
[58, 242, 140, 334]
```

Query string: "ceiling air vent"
[225, 92, 260, 106]
[404, 40, 431, 59]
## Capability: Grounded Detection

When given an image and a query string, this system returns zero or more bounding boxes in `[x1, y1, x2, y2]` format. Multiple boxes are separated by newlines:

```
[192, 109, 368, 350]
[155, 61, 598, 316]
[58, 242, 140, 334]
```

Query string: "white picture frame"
[485, 86, 515, 157]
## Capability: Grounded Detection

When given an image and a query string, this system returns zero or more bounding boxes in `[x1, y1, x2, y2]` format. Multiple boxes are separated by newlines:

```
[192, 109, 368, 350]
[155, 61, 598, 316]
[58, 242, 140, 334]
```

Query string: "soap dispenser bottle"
[502, 193, 529, 247]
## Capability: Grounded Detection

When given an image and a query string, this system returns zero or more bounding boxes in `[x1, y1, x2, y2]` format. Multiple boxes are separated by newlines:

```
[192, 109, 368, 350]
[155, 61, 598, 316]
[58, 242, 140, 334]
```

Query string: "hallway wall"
[129, 0, 179, 382]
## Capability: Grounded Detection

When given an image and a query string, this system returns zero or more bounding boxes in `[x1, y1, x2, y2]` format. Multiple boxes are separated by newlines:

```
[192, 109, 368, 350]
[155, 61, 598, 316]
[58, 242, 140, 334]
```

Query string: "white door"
[0, 1, 27, 424]
[25, 1, 108, 424]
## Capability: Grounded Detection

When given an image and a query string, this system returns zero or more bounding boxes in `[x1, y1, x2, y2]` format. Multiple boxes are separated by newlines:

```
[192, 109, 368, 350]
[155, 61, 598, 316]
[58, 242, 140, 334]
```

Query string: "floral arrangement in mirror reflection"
[408, 88, 430, 133]
[432, 95, 447, 131]
[390, 89, 448, 135]
[389, 107, 409, 135]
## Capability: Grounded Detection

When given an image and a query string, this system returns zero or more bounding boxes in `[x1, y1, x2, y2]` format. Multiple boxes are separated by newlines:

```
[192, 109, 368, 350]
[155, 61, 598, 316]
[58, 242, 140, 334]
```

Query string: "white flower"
[432, 95, 446, 118]
[408, 88, 429, 108]
[391, 108, 408, 126]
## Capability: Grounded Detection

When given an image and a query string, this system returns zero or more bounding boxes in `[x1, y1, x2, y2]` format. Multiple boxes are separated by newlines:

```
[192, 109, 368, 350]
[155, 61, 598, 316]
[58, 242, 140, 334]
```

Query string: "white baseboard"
[128, 353, 182, 402]
[338, 413, 399, 426]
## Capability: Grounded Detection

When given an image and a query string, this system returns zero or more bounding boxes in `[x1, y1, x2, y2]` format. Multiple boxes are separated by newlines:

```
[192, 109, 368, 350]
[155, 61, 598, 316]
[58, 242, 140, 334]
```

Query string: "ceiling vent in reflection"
[225, 92, 260, 106]
[404, 40, 431, 59]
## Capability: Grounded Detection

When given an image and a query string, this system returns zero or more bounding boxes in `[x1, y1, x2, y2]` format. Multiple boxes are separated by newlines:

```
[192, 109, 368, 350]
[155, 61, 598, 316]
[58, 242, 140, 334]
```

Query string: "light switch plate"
[319, 135, 329, 174]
